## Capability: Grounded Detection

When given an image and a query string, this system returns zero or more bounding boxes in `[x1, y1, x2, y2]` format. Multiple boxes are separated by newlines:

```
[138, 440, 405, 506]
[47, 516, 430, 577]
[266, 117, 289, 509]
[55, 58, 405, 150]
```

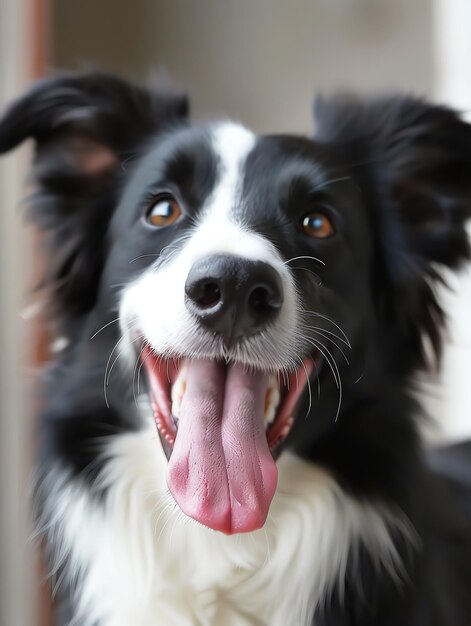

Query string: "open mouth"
[140, 344, 317, 535]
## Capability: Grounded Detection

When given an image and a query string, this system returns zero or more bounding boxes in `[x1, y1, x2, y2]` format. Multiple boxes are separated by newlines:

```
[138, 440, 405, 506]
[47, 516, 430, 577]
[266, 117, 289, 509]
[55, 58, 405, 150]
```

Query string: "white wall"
[53, 0, 435, 133]
[421, 0, 471, 442]
[0, 2, 35, 625]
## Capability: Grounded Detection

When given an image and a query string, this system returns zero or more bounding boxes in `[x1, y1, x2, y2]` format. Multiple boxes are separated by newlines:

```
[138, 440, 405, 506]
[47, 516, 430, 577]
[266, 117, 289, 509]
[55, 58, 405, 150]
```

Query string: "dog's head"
[2, 74, 470, 534]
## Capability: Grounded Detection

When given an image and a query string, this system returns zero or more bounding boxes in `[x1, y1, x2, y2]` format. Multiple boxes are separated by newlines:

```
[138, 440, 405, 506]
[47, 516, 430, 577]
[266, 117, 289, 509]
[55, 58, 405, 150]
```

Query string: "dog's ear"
[314, 95, 471, 368]
[0, 71, 189, 321]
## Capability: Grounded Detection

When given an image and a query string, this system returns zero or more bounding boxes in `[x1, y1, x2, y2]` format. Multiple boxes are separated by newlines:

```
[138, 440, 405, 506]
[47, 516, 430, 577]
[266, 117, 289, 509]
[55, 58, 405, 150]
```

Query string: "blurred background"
[1, 1, 470, 624]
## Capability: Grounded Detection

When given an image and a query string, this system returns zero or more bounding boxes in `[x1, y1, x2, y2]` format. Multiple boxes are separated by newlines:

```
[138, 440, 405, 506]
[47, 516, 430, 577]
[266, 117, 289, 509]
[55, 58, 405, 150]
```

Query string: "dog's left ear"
[314, 95, 471, 367]
[0, 71, 189, 322]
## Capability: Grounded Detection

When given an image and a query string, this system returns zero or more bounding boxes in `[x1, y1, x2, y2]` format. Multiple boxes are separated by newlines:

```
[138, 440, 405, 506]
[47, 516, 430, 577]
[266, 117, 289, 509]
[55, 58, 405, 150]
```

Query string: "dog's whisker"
[300, 359, 313, 418]
[156, 233, 193, 264]
[303, 328, 350, 365]
[106, 332, 141, 387]
[132, 343, 148, 408]
[106, 347, 126, 387]
[283, 255, 325, 267]
[89, 317, 120, 341]
[280, 366, 290, 388]
[102, 321, 141, 404]
[304, 336, 340, 389]
[304, 337, 343, 421]
[312, 355, 321, 399]
[303, 311, 351, 348]
[290, 265, 323, 284]
[103, 336, 125, 408]
[300, 322, 351, 349]
[354, 370, 365, 385]
[136, 346, 154, 396]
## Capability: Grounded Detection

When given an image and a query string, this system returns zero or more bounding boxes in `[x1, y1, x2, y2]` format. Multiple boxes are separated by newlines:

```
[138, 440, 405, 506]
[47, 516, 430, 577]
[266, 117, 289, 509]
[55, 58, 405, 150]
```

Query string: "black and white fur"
[1, 72, 470, 625]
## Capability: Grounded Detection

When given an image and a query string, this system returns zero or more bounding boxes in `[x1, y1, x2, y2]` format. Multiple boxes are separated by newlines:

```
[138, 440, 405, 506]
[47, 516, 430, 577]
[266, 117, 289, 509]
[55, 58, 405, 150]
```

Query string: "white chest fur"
[41, 424, 402, 626]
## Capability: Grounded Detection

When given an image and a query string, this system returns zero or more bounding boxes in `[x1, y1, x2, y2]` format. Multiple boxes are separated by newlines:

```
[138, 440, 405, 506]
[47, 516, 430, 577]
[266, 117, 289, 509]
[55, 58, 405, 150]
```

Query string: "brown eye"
[301, 212, 335, 239]
[147, 197, 182, 227]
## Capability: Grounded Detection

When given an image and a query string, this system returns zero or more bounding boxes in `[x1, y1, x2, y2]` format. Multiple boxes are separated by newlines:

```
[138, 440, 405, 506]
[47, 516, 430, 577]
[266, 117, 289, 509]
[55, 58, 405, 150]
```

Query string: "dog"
[1, 72, 470, 625]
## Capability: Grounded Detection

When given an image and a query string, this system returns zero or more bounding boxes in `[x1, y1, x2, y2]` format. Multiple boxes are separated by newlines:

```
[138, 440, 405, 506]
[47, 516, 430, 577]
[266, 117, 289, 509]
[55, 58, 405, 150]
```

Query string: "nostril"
[195, 282, 221, 308]
[248, 286, 271, 313]
[248, 285, 282, 314]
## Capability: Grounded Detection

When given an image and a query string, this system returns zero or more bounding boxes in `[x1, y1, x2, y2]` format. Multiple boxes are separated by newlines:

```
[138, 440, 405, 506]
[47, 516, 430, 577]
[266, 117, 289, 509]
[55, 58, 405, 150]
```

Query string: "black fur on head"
[0, 71, 189, 324]
[314, 95, 471, 370]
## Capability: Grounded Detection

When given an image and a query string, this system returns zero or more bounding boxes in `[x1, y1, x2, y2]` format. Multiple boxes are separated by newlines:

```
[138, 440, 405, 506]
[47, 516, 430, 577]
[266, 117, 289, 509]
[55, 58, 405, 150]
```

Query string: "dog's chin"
[136, 339, 319, 535]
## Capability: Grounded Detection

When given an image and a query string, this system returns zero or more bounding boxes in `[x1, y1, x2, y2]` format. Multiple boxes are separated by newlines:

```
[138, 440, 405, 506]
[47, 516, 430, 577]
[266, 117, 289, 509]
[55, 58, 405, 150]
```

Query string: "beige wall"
[53, 0, 435, 133]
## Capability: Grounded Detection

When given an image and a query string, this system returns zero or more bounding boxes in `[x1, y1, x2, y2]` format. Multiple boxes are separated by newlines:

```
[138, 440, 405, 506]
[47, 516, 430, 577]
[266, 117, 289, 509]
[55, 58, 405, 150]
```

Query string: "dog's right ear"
[314, 94, 471, 369]
[0, 71, 189, 322]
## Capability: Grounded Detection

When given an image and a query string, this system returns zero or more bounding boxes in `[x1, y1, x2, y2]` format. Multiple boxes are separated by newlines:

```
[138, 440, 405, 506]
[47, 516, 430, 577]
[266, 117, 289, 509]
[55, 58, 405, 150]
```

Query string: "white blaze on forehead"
[184, 122, 276, 264]
[211, 121, 256, 214]
[183, 122, 264, 261]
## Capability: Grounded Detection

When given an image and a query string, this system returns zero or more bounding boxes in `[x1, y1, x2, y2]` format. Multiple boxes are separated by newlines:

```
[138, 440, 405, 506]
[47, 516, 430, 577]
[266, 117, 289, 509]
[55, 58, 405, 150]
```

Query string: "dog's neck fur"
[40, 415, 406, 626]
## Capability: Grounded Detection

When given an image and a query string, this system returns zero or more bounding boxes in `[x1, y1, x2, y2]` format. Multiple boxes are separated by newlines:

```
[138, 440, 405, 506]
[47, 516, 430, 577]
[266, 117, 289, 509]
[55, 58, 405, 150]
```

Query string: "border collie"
[1, 72, 470, 626]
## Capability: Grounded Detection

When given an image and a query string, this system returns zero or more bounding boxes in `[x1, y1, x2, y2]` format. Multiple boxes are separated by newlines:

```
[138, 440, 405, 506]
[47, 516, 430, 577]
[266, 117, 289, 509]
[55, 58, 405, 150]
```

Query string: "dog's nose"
[185, 254, 283, 346]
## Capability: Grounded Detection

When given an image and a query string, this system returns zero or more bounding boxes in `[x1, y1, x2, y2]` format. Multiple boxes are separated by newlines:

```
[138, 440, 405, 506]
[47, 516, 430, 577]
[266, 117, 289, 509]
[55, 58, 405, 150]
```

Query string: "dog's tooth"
[177, 362, 188, 382]
[265, 404, 276, 424]
[171, 373, 186, 419]
[264, 387, 281, 424]
[172, 396, 181, 419]
[268, 387, 280, 408]
[268, 374, 278, 390]
[171, 373, 186, 401]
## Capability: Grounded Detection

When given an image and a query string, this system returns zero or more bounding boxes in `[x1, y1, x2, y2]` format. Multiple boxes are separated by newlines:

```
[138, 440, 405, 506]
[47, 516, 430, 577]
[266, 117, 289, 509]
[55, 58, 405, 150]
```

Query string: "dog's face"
[1, 73, 470, 534]
[104, 122, 374, 533]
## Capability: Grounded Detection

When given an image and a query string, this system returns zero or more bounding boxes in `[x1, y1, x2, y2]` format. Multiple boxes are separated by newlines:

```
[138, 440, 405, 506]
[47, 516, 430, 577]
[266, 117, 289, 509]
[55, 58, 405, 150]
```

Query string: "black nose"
[185, 254, 283, 347]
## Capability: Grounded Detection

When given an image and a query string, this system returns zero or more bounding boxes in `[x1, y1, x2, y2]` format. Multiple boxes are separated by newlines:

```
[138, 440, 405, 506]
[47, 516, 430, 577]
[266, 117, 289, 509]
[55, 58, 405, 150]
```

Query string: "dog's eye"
[147, 197, 182, 227]
[301, 212, 335, 239]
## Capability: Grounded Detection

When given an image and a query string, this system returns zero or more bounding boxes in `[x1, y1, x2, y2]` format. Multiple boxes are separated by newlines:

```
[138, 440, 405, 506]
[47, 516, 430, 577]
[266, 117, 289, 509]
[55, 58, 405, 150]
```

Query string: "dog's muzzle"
[132, 253, 319, 535]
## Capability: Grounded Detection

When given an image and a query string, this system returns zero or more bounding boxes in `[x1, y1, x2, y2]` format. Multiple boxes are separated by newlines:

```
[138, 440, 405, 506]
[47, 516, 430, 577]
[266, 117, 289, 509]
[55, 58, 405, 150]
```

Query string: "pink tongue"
[167, 359, 278, 534]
